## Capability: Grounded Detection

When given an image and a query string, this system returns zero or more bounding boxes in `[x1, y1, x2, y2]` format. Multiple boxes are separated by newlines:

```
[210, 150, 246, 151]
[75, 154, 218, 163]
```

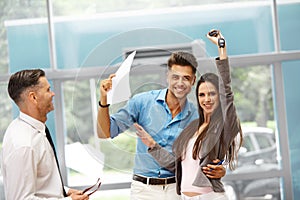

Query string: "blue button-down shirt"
[110, 88, 198, 178]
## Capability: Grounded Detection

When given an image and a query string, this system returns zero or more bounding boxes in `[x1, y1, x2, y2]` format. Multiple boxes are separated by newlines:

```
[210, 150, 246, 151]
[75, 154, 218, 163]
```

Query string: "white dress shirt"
[1, 112, 71, 200]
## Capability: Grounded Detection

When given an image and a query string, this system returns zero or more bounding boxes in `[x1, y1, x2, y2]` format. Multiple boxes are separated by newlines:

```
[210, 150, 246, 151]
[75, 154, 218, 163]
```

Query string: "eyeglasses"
[82, 178, 102, 196]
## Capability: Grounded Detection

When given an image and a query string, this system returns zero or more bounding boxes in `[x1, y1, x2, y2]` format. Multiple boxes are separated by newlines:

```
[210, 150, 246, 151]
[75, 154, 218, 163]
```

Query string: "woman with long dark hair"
[135, 30, 243, 200]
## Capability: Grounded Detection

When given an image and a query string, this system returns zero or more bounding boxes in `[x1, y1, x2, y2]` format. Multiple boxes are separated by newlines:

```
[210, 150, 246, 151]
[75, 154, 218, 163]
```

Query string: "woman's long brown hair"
[173, 73, 242, 170]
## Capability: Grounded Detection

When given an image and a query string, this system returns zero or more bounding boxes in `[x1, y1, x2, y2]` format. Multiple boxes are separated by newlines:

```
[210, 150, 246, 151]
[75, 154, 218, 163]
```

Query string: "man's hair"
[8, 69, 45, 105]
[167, 51, 198, 74]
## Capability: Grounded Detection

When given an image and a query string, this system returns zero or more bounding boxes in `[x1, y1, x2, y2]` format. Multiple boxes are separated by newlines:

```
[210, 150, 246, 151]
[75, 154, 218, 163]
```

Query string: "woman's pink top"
[181, 136, 213, 194]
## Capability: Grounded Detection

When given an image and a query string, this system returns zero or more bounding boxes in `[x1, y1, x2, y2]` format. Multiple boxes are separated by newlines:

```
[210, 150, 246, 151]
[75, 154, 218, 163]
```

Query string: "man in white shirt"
[1, 69, 89, 200]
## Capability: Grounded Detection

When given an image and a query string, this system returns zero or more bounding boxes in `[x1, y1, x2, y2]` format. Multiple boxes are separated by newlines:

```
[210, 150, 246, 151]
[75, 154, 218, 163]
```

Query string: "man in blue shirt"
[97, 52, 224, 199]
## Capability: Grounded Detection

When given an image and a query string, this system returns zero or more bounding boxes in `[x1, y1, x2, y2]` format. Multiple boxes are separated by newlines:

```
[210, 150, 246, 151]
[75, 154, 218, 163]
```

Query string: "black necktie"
[45, 126, 68, 197]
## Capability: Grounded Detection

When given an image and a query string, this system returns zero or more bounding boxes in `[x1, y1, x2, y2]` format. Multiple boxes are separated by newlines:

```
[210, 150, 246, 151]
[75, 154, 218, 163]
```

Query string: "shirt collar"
[19, 111, 45, 134]
[156, 88, 168, 102]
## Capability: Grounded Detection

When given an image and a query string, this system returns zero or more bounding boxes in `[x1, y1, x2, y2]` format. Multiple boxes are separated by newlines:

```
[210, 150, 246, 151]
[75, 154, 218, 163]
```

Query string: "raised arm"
[206, 29, 227, 60]
[207, 30, 241, 161]
[97, 74, 115, 138]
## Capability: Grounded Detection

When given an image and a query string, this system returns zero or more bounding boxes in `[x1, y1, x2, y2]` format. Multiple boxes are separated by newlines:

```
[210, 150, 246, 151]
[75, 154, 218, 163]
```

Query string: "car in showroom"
[223, 126, 281, 200]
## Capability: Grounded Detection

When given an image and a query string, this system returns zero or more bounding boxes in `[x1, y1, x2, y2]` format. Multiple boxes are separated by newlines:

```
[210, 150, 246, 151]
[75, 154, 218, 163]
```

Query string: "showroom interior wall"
[1, 0, 300, 199]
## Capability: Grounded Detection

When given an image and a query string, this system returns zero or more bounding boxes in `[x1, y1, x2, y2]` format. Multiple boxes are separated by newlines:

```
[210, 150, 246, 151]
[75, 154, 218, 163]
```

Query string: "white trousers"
[181, 192, 228, 200]
[130, 180, 181, 200]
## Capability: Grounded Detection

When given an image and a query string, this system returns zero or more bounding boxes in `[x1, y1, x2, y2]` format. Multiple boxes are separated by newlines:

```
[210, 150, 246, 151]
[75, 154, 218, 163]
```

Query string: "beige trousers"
[130, 180, 181, 200]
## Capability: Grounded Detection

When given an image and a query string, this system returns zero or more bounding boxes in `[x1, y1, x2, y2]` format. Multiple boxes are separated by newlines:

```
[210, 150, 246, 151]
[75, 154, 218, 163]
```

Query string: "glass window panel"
[278, 1, 300, 51]
[0, 0, 47, 74]
[224, 64, 282, 199]
[0, 0, 50, 72]
[63, 79, 102, 186]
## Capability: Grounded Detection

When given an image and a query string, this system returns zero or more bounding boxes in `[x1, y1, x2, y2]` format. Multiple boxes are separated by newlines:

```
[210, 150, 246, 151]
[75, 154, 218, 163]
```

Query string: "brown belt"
[133, 174, 176, 185]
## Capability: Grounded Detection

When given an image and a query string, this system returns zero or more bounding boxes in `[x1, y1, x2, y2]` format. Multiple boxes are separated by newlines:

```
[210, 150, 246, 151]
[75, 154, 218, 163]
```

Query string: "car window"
[243, 135, 255, 152]
[255, 134, 272, 149]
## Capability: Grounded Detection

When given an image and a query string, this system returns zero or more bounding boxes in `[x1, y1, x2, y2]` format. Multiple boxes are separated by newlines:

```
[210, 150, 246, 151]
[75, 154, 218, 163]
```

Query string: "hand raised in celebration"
[100, 74, 116, 97]
[206, 29, 224, 45]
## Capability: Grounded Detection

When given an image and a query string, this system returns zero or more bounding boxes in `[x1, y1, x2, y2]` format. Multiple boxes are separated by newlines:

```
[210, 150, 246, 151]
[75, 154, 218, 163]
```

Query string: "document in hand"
[107, 51, 136, 105]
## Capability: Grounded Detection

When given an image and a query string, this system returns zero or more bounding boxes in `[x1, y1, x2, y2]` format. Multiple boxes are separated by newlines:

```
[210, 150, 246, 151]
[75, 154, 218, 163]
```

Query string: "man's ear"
[192, 76, 196, 85]
[28, 91, 38, 104]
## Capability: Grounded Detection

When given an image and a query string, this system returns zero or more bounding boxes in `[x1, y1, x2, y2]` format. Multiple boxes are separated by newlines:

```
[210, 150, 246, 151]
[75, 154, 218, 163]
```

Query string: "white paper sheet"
[107, 51, 136, 105]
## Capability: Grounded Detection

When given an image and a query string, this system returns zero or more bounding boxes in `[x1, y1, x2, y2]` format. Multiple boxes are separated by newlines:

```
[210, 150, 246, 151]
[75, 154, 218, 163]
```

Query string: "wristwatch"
[218, 38, 226, 48]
